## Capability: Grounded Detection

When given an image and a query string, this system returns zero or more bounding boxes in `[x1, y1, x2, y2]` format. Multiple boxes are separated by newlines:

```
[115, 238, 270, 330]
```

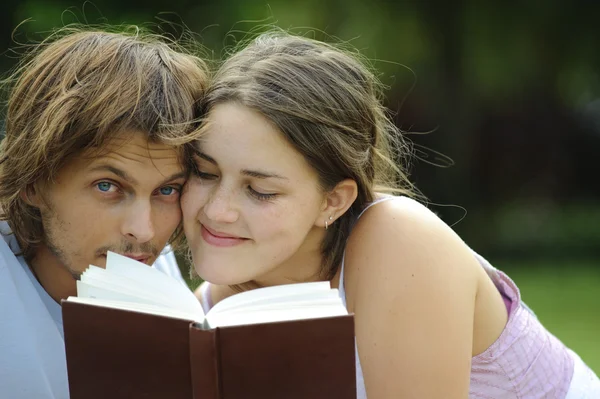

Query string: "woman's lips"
[201, 225, 248, 247]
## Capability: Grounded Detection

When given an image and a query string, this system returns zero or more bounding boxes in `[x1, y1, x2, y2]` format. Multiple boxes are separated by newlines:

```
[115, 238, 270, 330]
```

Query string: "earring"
[325, 215, 333, 230]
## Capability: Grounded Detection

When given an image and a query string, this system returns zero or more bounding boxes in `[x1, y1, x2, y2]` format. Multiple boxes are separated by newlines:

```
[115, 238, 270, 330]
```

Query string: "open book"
[65, 251, 348, 328]
[62, 252, 357, 399]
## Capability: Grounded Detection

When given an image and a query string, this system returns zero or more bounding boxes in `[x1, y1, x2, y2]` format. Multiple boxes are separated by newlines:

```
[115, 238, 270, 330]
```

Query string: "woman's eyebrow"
[195, 151, 217, 165]
[241, 169, 288, 180]
[196, 151, 288, 180]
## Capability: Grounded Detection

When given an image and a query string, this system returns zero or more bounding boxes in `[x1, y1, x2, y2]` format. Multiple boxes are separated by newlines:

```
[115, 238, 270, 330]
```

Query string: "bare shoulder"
[342, 196, 480, 396]
[352, 196, 455, 236]
[346, 196, 474, 265]
[343, 196, 480, 308]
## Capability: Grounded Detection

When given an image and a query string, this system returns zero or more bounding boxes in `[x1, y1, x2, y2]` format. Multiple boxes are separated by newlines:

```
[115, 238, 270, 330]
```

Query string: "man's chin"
[71, 270, 83, 281]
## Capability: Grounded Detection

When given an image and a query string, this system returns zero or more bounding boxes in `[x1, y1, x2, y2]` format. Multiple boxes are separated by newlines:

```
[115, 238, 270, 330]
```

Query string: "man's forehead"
[80, 132, 184, 163]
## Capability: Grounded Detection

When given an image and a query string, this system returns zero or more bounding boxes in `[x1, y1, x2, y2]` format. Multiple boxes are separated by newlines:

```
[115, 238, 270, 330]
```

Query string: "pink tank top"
[468, 255, 574, 398]
[337, 196, 577, 398]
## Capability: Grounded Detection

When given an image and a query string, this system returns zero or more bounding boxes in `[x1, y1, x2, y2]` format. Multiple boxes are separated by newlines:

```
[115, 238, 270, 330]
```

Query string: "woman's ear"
[318, 179, 358, 229]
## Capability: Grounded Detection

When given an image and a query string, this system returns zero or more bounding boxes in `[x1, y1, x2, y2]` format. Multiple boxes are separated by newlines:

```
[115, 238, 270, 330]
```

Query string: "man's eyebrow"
[89, 165, 138, 185]
[89, 164, 187, 186]
[158, 171, 188, 185]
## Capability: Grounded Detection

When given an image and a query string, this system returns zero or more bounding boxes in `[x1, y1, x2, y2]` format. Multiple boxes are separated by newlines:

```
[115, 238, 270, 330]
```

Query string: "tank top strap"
[199, 282, 213, 314]
[338, 195, 400, 304]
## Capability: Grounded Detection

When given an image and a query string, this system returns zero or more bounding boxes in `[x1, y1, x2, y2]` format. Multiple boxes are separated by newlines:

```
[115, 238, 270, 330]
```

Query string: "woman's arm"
[344, 197, 480, 398]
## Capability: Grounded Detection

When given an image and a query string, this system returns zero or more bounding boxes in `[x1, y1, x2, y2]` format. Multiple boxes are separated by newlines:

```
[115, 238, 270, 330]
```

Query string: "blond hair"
[205, 31, 417, 279]
[0, 26, 209, 260]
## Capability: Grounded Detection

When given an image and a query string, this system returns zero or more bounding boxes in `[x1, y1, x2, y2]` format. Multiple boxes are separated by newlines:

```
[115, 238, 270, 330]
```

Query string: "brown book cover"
[62, 301, 357, 399]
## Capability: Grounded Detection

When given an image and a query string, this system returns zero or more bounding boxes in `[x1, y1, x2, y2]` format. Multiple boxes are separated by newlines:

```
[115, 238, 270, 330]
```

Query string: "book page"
[72, 252, 204, 320]
[210, 295, 343, 316]
[205, 282, 348, 328]
[105, 252, 203, 315]
[66, 297, 203, 323]
[208, 281, 332, 315]
[71, 254, 347, 330]
[76, 281, 169, 308]
[79, 266, 182, 308]
[206, 303, 348, 328]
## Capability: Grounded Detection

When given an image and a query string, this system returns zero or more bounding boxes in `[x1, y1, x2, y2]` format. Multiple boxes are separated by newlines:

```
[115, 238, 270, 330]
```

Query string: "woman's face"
[181, 102, 328, 286]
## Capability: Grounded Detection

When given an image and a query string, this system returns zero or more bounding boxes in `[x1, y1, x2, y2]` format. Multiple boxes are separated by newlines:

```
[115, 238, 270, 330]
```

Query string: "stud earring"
[325, 215, 333, 230]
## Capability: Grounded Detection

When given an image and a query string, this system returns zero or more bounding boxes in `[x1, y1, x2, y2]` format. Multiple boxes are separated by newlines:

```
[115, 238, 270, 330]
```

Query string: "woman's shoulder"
[342, 195, 480, 307]
[349, 195, 458, 247]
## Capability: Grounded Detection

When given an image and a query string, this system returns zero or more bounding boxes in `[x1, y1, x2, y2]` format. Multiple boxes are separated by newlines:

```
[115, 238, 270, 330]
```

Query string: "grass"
[496, 259, 600, 374]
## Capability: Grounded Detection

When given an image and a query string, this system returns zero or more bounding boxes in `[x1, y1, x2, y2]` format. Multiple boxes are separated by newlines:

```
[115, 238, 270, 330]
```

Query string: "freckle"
[411, 274, 414, 277]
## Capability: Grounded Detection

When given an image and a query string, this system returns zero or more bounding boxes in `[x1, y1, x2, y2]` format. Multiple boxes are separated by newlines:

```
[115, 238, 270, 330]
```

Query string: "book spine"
[189, 324, 221, 399]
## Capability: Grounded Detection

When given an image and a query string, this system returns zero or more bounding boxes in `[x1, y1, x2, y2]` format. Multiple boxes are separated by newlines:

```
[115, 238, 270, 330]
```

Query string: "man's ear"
[19, 184, 44, 209]
[318, 179, 358, 229]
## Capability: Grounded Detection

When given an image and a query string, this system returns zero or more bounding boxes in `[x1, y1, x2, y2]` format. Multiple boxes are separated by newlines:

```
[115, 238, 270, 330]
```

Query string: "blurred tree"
[1, 0, 599, 259]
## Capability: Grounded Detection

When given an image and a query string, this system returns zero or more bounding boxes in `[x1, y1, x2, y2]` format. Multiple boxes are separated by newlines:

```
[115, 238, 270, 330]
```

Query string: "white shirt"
[0, 222, 184, 399]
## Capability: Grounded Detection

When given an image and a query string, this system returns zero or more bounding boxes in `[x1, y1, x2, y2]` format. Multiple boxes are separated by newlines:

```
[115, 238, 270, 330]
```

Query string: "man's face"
[31, 131, 185, 298]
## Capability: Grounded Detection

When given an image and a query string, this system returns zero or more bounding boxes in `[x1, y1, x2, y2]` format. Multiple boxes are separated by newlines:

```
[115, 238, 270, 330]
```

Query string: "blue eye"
[159, 186, 176, 196]
[97, 182, 113, 192]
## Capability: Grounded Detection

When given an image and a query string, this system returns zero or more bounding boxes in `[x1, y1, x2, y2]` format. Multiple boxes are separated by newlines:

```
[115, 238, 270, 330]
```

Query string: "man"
[0, 28, 208, 398]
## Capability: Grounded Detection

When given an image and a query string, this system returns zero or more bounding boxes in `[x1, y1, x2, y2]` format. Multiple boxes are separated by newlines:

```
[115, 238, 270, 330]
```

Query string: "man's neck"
[29, 246, 77, 304]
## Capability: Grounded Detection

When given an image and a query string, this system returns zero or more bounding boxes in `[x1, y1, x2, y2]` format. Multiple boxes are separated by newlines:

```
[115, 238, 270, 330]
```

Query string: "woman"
[181, 32, 600, 398]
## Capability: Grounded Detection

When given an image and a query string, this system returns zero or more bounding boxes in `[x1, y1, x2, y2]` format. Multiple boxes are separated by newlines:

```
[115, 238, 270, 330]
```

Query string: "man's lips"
[123, 254, 151, 263]
[100, 253, 152, 264]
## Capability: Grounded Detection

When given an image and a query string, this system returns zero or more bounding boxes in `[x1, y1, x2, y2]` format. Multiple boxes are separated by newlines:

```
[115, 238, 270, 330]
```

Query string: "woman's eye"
[96, 182, 116, 193]
[248, 186, 277, 201]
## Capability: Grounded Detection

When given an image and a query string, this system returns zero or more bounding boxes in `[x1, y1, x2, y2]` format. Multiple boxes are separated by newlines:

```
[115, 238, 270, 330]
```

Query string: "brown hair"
[0, 26, 209, 260]
[204, 31, 417, 279]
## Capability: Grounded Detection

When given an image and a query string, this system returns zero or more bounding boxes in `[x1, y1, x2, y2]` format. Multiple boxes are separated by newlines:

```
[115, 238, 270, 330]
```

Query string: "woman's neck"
[252, 227, 330, 288]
